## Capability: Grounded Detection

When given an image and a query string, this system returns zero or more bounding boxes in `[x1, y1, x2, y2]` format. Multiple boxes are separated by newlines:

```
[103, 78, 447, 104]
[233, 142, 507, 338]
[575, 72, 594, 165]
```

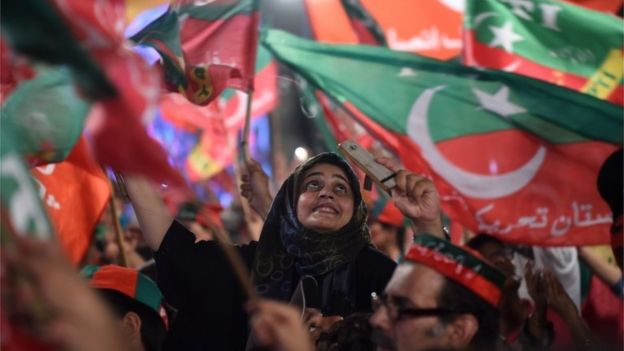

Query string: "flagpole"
[240, 89, 253, 162]
[108, 196, 129, 268]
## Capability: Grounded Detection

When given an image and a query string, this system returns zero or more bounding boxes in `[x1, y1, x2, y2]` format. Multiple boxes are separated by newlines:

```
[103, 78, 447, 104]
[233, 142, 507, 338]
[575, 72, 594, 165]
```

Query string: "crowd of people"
[2, 148, 622, 351]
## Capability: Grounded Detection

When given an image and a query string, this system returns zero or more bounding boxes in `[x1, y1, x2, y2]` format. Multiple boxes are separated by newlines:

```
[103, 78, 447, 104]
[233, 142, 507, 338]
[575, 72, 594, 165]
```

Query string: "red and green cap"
[405, 234, 506, 307]
[81, 265, 167, 327]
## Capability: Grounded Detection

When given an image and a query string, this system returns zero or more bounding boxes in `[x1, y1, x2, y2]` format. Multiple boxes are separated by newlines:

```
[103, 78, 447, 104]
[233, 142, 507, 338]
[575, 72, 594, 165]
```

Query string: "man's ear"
[121, 311, 142, 341]
[446, 314, 479, 348]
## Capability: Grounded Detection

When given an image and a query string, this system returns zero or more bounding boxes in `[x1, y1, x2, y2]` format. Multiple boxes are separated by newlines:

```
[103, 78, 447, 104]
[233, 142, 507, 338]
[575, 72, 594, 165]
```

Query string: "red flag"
[48, 0, 188, 189]
[31, 137, 110, 265]
[131, 0, 259, 105]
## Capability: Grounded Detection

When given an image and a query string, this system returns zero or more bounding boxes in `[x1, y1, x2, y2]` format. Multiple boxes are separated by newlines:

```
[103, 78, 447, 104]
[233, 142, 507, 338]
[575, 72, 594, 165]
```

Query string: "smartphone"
[338, 140, 396, 194]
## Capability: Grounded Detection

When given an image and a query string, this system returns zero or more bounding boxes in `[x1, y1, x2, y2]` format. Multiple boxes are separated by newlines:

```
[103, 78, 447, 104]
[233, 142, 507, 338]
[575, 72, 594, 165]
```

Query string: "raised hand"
[248, 299, 314, 351]
[240, 158, 273, 220]
[374, 157, 442, 237]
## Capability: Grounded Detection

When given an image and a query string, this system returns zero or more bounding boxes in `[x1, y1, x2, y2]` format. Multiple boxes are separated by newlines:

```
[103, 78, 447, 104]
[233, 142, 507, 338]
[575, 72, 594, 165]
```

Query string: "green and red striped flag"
[262, 29, 623, 246]
[131, 0, 259, 106]
[463, 0, 624, 105]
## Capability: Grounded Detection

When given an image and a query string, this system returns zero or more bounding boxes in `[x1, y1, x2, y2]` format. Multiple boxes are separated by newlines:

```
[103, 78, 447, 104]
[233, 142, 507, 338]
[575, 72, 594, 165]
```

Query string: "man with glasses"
[370, 234, 504, 351]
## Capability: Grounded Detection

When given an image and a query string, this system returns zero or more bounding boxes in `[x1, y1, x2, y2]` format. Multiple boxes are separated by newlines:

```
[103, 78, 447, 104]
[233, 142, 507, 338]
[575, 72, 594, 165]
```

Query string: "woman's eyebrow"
[332, 174, 349, 183]
[302, 171, 323, 180]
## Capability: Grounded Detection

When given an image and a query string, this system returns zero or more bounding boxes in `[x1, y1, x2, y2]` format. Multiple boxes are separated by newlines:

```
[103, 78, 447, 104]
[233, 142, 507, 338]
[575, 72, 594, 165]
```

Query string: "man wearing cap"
[82, 265, 168, 351]
[370, 234, 503, 351]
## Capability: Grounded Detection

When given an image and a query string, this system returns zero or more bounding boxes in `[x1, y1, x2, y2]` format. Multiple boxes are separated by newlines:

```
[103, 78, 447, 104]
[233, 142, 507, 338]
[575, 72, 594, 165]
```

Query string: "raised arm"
[374, 157, 444, 238]
[124, 175, 173, 251]
[239, 158, 273, 220]
[578, 246, 622, 287]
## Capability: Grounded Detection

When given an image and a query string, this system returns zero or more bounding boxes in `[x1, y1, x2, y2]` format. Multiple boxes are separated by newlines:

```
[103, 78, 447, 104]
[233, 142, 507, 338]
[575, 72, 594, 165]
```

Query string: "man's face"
[370, 264, 455, 351]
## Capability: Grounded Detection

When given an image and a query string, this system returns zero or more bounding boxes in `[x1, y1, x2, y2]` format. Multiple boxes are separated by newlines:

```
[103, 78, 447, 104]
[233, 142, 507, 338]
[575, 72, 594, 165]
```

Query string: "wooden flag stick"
[108, 191, 129, 268]
[240, 89, 254, 163]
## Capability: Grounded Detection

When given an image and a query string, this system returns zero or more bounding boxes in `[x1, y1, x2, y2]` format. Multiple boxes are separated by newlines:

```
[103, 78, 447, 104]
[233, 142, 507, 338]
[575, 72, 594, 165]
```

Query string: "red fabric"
[49, 0, 188, 191]
[31, 137, 110, 265]
[564, 0, 623, 13]
[581, 275, 624, 349]
[90, 265, 139, 299]
[177, 7, 259, 105]
[405, 245, 502, 306]
[376, 201, 404, 227]
[0, 313, 52, 351]
[343, 101, 616, 246]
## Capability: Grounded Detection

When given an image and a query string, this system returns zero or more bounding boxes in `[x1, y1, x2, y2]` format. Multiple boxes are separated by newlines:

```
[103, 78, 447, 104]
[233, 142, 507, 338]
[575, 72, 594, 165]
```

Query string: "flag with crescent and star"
[464, 0, 624, 105]
[262, 29, 622, 246]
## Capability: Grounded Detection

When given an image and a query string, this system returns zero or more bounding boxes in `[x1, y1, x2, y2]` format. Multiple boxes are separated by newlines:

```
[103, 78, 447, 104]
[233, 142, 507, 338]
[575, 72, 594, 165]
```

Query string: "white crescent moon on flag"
[406, 86, 546, 199]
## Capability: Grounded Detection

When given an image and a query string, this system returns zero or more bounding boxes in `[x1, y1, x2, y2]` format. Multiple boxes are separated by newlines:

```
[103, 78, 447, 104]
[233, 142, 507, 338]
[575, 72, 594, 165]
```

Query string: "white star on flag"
[488, 21, 523, 53]
[472, 85, 527, 118]
[398, 67, 417, 77]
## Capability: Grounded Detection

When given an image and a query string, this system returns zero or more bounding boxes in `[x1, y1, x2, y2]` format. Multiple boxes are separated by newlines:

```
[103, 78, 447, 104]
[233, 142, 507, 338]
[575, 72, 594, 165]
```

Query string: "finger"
[393, 170, 411, 194]
[374, 157, 401, 172]
[409, 178, 436, 202]
[405, 173, 426, 196]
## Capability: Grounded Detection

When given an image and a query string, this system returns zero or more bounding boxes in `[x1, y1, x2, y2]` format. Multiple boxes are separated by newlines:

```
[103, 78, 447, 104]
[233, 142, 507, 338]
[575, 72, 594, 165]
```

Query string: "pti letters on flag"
[262, 30, 622, 246]
[361, 0, 464, 59]
[131, 0, 259, 105]
[464, 0, 624, 105]
[31, 138, 111, 265]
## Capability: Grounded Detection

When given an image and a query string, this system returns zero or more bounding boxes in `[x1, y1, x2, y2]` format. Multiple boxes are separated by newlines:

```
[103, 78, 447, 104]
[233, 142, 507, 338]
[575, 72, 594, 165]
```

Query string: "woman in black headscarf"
[126, 152, 440, 350]
[250, 153, 395, 317]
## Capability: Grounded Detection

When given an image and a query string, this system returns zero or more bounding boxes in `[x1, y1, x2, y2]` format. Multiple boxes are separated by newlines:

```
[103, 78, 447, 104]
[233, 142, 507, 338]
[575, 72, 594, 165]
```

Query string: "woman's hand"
[240, 158, 273, 220]
[374, 157, 442, 237]
[248, 299, 314, 351]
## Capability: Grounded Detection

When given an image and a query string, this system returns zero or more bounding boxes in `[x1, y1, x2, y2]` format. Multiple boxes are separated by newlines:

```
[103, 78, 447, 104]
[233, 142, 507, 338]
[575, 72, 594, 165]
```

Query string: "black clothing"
[156, 221, 396, 351]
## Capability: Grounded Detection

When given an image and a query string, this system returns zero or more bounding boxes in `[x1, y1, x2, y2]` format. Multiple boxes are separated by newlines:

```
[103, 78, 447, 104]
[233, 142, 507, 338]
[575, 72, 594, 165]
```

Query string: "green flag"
[262, 29, 622, 246]
[464, 0, 624, 105]
[0, 124, 54, 239]
[1, 67, 91, 166]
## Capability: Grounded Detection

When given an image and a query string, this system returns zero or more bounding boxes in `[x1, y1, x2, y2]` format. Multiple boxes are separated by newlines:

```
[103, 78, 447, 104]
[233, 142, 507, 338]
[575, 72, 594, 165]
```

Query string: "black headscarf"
[251, 153, 371, 302]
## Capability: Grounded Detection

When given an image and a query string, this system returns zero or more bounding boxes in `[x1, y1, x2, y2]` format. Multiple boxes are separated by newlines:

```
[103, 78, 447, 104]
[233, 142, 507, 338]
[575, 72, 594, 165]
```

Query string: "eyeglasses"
[371, 292, 459, 322]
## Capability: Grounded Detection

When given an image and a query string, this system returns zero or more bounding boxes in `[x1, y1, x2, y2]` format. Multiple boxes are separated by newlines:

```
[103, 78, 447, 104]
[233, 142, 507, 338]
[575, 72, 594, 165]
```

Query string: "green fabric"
[261, 29, 622, 145]
[177, 0, 256, 21]
[1, 67, 91, 164]
[465, 0, 624, 79]
[0, 124, 54, 239]
[135, 272, 164, 313]
[340, 0, 387, 45]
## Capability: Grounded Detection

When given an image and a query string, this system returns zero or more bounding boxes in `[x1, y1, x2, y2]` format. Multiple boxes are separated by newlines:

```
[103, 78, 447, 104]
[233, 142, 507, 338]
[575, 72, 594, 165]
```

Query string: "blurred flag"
[263, 30, 622, 246]
[0, 67, 90, 166]
[464, 0, 624, 105]
[159, 45, 278, 181]
[131, 0, 259, 105]
[566, 0, 623, 13]
[31, 137, 111, 265]
[0, 119, 54, 240]
[361, 0, 464, 59]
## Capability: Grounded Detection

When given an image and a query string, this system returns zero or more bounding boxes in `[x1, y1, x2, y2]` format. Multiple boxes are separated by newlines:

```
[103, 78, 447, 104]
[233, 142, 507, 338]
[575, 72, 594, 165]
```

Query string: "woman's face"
[296, 163, 355, 233]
